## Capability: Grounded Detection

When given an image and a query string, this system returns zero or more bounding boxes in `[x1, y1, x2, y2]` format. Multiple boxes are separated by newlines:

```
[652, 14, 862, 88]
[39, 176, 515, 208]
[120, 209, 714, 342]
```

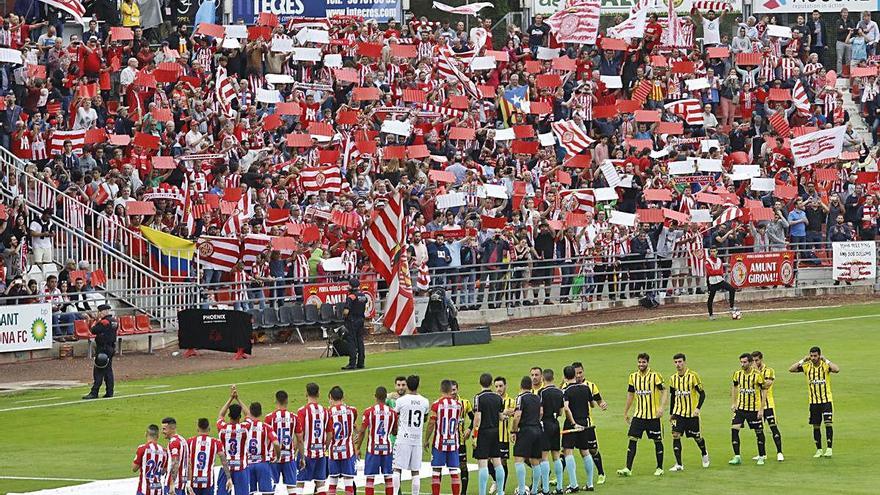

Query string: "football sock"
[581, 452, 594, 487]
[626, 439, 638, 470]
[564, 454, 578, 488]
[494, 465, 506, 495]
[813, 426, 822, 449]
[591, 450, 604, 476]
[515, 462, 527, 494]
[673, 438, 683, 465]
[540, 460, 550, 493]
[731, 429, 741, 455]
[478, 467, 489, 495]
[553, 458, 564, 488]
[770, 425, 783, 453]
[756, 430, 767, 457]
[695, 436, 708, 456]
[654, 440, 664, 469]
[825, 425, 833, 448]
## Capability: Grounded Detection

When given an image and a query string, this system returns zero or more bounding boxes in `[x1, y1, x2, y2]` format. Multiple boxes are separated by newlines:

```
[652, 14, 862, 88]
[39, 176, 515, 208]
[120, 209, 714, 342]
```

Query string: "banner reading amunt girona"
[729, 251, 796, 288]
[303, 279, 379, 317]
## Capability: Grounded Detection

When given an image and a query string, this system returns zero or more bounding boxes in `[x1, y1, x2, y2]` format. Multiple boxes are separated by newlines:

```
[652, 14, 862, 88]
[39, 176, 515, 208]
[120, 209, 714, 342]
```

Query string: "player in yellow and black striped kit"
[667, 353, 709, 471]
[790, 346, 840, 458]
[452, 381, 475, 494]
[488, 376, 516, 495]
[752, 351, 784, 461]
[618, 353, 668, 478]
[729, 353, 767, 465]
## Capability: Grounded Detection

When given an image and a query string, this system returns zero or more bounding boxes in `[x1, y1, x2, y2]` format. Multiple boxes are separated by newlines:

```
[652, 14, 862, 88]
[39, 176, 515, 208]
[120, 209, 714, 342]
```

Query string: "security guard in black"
[83, 304, 117, 399]
[342, 278, 368, 370]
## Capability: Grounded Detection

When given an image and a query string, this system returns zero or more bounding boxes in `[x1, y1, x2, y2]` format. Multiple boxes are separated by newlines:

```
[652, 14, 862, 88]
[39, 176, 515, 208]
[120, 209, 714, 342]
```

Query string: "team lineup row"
[128, 347, 838, 495]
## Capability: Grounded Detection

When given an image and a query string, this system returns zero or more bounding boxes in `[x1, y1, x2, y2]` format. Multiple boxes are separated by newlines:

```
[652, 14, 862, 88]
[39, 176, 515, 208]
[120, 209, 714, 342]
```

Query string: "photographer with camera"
[83, 304, 118, 400]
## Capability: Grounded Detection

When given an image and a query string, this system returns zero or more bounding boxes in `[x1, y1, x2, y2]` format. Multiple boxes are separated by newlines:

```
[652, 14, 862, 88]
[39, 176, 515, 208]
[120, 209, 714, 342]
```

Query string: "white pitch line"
[13, 396, 61, 404]
[0, 311, 875, 414]
[0, 476, 97, 482]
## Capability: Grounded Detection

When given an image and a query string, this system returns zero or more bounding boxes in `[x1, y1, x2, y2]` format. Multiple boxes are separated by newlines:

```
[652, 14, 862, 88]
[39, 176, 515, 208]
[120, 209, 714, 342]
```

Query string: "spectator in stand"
[120, 0, 141, 29]
[525, 15, 550, 55]
[858, 11, 879, 56]
[29, 208, 55, 275]
[857, 194, 878, 239]
[479, 229, 510, 309]
[807, 10, 829, 64]
[829, 214, 854, 242]
[788, 199, 809, 256]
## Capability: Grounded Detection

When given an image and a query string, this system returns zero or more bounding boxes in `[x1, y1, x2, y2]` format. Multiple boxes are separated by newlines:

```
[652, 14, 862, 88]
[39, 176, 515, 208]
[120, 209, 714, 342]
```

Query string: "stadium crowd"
[0, 3, 879, 322]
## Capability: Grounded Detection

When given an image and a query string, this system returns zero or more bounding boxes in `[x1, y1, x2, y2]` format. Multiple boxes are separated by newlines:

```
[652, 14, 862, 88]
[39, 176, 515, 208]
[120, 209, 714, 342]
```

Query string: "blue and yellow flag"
[139, 226, 196, 279]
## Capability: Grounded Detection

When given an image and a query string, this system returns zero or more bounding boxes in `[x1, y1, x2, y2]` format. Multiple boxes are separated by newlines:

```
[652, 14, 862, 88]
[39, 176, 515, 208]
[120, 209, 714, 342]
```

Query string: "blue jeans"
[459, 271, 477, 306]
[248, 287, 267, 310]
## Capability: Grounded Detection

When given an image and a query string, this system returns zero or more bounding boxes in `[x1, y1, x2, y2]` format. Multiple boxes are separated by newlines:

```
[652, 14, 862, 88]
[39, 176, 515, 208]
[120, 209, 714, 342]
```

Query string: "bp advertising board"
[234, 0, 402, 24]
[0, 303, 53, 353]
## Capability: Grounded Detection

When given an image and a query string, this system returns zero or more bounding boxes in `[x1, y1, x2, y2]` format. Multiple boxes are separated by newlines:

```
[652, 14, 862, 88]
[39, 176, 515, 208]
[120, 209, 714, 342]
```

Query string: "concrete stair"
[838, 78, 873, 143]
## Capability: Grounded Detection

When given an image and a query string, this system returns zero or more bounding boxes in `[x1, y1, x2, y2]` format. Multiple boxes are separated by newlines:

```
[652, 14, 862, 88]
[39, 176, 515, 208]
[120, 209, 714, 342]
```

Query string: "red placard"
[524, 60, 542, 73]
[707, 47, 730, 58]
[736, 52, 762, 66]
[637, 208, 665, 223]
[657, 121, 684, 135]
[383, 146, 406, 160]
[84, 128, 106, 144]
[536, 74, 562, 88]
[480, 215, 507, 229]
[449, 127, 476, 140]
[196, 23, 226, 39]
[276, 102, 301, 115]
[352, 86, 381, 101]
[643, 189, 672, 202]
[774, 184, 798, 199]
[302, 225, 322, 243]
[746, 207, 775, 222]
[635, 110, 661, 122]
[448, 95, 469, 109]
[357, 42, 383, 58]
[257, 12, 280, 27]
[565, 213, 588, 227]
[110, 26, 134, 41]
[511, 140, 539, 154]
[729, 251, 796, 288]
[336, 110, 358, 125]
[556, 170, 572, 185]
[814, 168, 838, 182]
[308, 122, 333, 137]
[478, 85, 497, 98]
[564, 154, 591, 168]
[551, 57, 576, 71]
[628, 139, 653, 151]
[153, 69, 178, 83]
[650, 55, 667, 67]
[428, 169, 455, 183]
[151, 108, 173, 122]
[600, 38, 628, 51]
[152, 156, 176, 169]
[333, 68, 359, 83]
[287, 133, 313, 148]
[402, 89, 426, 103]
[262, 114, 283, 131]
[616, 99, 642, 114]
[318, 149, 340, 164]
[390, 44, 417, 58]
[695, 192, 724, 205]
[528, 101, 552, 114]
[407, 145, 430, 159]
[671, 61, 695, 74]
[126, 201, 156, 216]
[662, 208, 690, 223]
[133, 132, 160, 150]
[303, 280, 378, 318]
[592, 105, 616, 119]
[247, 26, 272, 41]
[768, 88, 790, 101]
[851, 66, 879, 77]
[486, 50, 510, 62]
[513, 125, 535, 138]
[108, 134, 131, 146]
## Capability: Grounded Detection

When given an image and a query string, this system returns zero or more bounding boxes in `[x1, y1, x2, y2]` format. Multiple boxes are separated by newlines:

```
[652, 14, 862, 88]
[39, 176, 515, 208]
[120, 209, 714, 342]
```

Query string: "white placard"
[256, 88, 282, 103]
[600, 75, 623, 89]
[697, 158, 723, 172]
[321, 257, 347, 272]
[323, 53, 343, 68]
[600, 160, 622, 187]
[221, 38, 241, 49]
[668, 160, 696, 175]
[650, 148, 670, 158]
[0, 48, 23, 64]
[436, 192, 467, 209]
[538, 133, 556, 147]
[291, 47, 323, 61]
[733, 164, 762, 177]
[381, 119, 412, 137]
[265, 74, 296, 84]
[271, 37, 295, 53]
[296, 27, 330, 45]
[484, 184, 508, 199]
[618, 174, 634, 188]
[727, 172, 752, 182]
[537, 46, 560, 60]
[689, 209, 713, 223]
[686, 77, 710, 91]
[751, 177, 776, 191]
[766, 25, 792, 39]
[701, 139, 721, 152]
[470, 56, 497, 71]
[493, 128, 516, 141]
[833, 241, 877, 282]
[0, 303, 53, 352]
[610, 210, 637, 227]
[224, 25, 248, 39]
[594, 187, 619, 201]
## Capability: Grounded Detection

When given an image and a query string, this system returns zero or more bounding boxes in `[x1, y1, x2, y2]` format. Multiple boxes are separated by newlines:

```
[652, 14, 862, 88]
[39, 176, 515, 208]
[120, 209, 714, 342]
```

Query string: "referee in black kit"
[512, 376, 543, 495]
[562, 365, 597, 491]
[473, 373, 506, 495]
[538, 369, 565, 495]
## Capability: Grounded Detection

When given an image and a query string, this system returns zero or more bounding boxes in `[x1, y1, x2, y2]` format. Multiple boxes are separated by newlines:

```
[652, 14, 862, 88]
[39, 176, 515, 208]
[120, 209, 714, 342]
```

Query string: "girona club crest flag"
[545, 0, 601, 45]
[790, 125, 847, 168]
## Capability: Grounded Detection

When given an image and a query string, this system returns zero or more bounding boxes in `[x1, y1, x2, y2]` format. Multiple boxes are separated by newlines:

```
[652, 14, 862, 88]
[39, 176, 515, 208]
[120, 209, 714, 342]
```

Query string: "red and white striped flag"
[692, 1, 733, 11]
[364, 191, 405, 283]
[38, 0, 85, 24]
[559, 189, 596, 214]
[631, 79, 652, 104]
[664, 99, 704, 126]
[437, 47, 480, 99]
[768, 111, 790, 137]
[415, 261, 431, 291]
[92, 182, 114, 205]
[215, 72, 237, 117]
[384, 250, 416, 336]
[221, 213, 242, 236]
[792, 79, 811, 116]
[300, 166, 343, 194]
[551, 120, 595, 156]
[545, 0, 601, 45]
[791, 125, 848, 168]
[196, 236, 241, 272]
[711, 206, 743, 228]
[421, 104, 464, 118]
[242, 234, 271, 266]
[48, 129, 86, 155]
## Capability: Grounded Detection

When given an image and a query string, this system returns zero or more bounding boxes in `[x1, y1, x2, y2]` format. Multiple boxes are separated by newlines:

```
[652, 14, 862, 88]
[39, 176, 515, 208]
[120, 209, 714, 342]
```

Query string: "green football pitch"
[2, 302, 880, 494]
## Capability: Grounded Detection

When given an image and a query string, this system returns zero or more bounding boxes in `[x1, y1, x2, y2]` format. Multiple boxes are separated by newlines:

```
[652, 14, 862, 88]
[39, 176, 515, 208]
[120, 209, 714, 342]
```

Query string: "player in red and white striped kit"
[297, 382, 330, 494]
[187, 418, 233, 495]
[246, 401, 281, 495]
[266, 390, 299, 493]
[161, 417, 189, 495]
[132, 424, 169, 495]
[327, 386, 359, 495]
[217, 386, 253, 495]
[357, 386, 399, 495]
[425, 380, 463, 495]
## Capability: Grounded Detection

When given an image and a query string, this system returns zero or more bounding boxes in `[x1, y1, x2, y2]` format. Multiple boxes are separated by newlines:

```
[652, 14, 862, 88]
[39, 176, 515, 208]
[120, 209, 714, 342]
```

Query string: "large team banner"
[0, 303, 53, 353]
[832, 241, 877, 282]
[303, 279, 379, 318]
[729, 251, 796, 288]
[234, 0, 402, 23]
